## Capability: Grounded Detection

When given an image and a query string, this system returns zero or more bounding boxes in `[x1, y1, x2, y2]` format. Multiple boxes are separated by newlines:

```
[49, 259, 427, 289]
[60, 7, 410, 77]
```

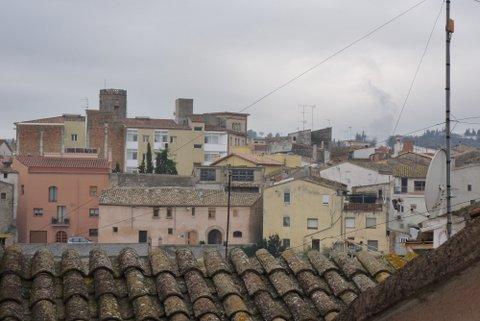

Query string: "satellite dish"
[425, 149, 446, 217]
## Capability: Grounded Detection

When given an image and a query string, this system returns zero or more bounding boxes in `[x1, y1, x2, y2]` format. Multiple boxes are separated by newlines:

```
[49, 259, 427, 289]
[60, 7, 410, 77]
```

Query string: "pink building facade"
[13, 155, 110, 243]
[99, 187, 262, 246]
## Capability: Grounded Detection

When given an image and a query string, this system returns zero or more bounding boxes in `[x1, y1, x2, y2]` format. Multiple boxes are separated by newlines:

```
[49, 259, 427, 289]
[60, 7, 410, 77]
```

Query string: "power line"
[289, 198, 480, 251]
[170, 0, 430, 155]
[391, 0, 445, 136]
[238, 0, 430, 113]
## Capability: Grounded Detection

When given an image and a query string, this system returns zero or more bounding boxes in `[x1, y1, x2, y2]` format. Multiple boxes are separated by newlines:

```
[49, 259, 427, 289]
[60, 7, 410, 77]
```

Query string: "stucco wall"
[98, 205, 259, 246]
[320, 162, 392, 191]
[13, 159, 109, 243]
[263, 179, 343, 251]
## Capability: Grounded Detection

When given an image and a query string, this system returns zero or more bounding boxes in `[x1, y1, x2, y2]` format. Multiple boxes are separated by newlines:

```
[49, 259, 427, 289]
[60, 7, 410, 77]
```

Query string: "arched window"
[207, 229, 222, 244]
[233, 231, 243, 238]
[56, 231, 67, 243]
[49, 186, 58, 202]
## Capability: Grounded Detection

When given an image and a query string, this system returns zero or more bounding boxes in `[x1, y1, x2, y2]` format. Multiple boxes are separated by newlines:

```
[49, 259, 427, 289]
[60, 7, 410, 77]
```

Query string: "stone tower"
[175, 98, 193, 125]
[99, 89, 127, 119]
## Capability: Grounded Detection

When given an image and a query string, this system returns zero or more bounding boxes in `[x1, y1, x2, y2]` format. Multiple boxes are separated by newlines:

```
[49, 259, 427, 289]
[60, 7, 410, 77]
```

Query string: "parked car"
[67, 236, 92, 244]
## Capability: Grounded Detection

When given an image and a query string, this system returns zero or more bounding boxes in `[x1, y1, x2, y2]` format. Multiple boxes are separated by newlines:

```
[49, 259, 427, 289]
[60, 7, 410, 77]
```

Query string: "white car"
[67, 236, 92, 244]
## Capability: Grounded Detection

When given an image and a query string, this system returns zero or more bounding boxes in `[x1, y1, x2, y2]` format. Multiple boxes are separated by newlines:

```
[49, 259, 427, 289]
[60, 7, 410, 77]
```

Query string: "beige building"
[263, 176, 346, 252]
[99, 187, 262, 246]
[123, 118, 205, 175]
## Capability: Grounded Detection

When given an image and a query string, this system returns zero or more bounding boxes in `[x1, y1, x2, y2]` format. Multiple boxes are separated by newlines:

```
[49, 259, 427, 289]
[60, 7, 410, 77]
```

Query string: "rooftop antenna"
[326, 119, 331, 127]
[82, 97, 89, 109]
[299, 105, 307, 131]
[104, 79, 107, 89]
[310, 104, 316, 130]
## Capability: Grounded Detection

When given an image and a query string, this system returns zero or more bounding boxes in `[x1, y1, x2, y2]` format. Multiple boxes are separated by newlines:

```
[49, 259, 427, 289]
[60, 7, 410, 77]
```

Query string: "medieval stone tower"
[99, 89, 127, 119]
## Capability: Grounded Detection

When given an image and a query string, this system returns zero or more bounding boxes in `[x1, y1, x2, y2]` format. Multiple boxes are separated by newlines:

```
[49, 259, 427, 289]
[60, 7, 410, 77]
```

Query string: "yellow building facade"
[263, 177, 345, 252]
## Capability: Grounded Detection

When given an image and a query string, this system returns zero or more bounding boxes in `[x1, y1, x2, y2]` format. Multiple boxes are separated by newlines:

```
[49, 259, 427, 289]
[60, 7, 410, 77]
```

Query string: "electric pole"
[225, 170, 232, 257]
[445, 0, 454, 238]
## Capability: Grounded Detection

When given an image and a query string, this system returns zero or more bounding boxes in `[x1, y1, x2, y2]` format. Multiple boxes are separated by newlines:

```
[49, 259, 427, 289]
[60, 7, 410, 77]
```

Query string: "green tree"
[138, 159, 146, 173]
[154, 147, 178, 175]
[146, 142, 154, 173]
[243, 234, 286, 257]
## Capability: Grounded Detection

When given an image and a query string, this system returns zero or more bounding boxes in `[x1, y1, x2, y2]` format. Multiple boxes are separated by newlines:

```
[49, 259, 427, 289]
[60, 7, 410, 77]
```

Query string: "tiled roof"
[100, 187, 262, 207]
[0, 245, 394, 321]
[336, 213, 480, 321]
[211, 153, 283, 166]
[454, 150, 480, 168]
[124, 118, 190, 130]
[15, 156, 110, 170]
[18, 116, 66, 125]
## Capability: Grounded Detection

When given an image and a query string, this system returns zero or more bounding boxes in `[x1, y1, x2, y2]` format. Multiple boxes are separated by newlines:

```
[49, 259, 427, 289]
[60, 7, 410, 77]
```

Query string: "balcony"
[51, 217, 70, 226]
[344, 203, 383, 212]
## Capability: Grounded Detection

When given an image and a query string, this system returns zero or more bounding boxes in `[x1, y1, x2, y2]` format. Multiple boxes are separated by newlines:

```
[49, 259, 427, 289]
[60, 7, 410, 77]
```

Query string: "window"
[127, 149, 138, 160]
[166, 208, 173, 219]
[414, 180, 425, 192]
[208, 208, 216, 219]
[89, 229, 98, 237]
[168, 228, 173, 235]
[56, 231, 67, 243]
[194, 126, 203, 131]
[366, 217, 377, 229]
[312, 239, 320, 251]
[142, 135, 150, 143]
[153, 208, 160, 218]
[307, 218, 318, 230]
[401, 178, 408, 193]
[367, 240, 379, 252]
[126, 130, 138, 142]
[468, 184, 472, 192]
[378, 189, 383, 199]
[233, 209, 238, 217]
[283, 216, 290, 227]
[194, 144, 202, 149]
[170, 136, 177, 143]
[21, 185, 24, 195]
[231, 169, 254, 182]
[139, 230, 148, 243]
[155, 131, 168, 143]
[205, 134, 219, 144]
[57, 206, 67, 221]
[48, 186, 58, 202]
[283, 239, 291, 248]
[345, 217, 355, 228]
[0, 193, 5, 200]
[283, 191, 291, 204]
[322, 195, 330, 205]
[191, 207, 196, 217]
[200, 168, 216, 181]
[3, 173, 7, 178]
[89, 186, 98, 196]
[89, 208, 99, 217]
[71, 134, 78, 142]
[233, 231, 242, 238]
[399, 236, 408, 243]
[113, 227, 118, 233]
[33, 208, 44, 216]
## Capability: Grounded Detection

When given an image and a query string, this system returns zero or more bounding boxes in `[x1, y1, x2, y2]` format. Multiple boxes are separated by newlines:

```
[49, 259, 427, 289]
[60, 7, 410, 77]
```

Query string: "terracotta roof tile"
[15, 156, 110, 170]
[124, 117, 190, 130]
[1, 245, 400, 321]
[100, 187, 261, 207]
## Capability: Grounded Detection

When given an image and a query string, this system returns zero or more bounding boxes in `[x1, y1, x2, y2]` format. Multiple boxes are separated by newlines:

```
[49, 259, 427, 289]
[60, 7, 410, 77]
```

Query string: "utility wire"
[170, 0, 430, 155]
[238, 0, 430, 113]
[288, 198, 480, 251]
[391, 0, 445, 136]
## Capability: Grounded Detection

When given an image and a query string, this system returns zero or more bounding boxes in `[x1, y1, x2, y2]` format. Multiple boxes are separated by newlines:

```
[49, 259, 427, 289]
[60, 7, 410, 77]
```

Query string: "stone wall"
[0, 181, 14, 235]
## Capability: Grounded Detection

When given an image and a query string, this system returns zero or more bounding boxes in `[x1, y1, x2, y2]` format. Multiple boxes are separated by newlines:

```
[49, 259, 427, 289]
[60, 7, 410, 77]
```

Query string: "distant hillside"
[388, 129, 480, 149]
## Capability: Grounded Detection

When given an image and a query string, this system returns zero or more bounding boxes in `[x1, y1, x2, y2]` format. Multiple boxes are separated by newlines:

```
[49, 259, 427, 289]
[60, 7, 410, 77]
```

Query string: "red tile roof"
[15, 156, 110, 170]
[123, 118, 190, 129]
[211, 153, 283, 166]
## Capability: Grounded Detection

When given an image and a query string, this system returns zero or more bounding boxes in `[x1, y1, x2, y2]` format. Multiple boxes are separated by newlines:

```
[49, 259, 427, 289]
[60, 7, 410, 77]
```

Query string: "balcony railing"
[65, 148, 98, 154]
[343, 203, 383, 212]
[51, 217, 70, 226]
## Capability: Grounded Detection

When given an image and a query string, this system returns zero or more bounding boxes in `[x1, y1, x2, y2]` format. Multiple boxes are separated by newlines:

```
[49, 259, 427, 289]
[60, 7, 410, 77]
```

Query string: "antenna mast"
[445, 0, 454, 238]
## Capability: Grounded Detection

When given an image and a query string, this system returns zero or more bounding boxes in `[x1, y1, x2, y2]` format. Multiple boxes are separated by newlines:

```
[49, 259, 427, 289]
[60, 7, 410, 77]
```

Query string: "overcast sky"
[1, 0, 479, 141]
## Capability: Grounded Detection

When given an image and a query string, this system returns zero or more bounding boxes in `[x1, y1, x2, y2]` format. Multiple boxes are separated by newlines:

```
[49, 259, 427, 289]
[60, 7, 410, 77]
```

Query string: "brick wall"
[87, 110, 125, 169]
[17, 125, 63, 155]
